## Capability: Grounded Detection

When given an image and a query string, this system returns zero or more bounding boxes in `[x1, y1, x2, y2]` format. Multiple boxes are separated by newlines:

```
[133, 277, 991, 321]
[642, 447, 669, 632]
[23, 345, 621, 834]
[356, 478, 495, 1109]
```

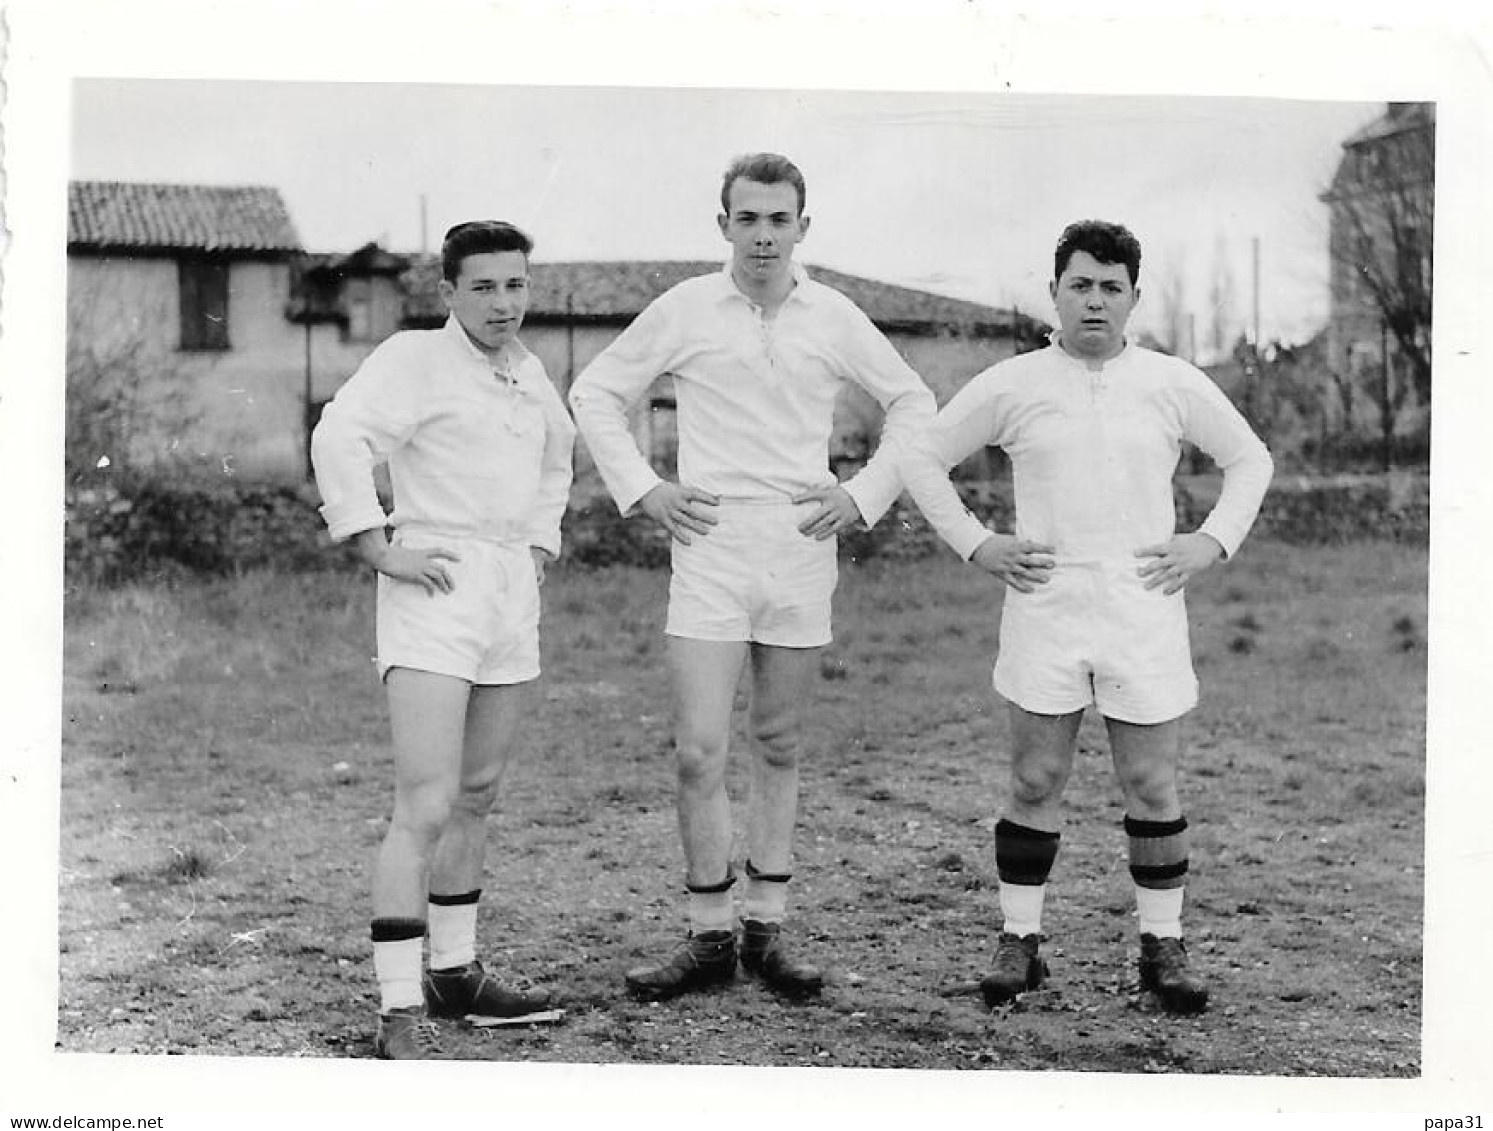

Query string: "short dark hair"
[441, 220, 533, 282]
[720, 153, 807, 216]
[1053, 220, 1142, 286]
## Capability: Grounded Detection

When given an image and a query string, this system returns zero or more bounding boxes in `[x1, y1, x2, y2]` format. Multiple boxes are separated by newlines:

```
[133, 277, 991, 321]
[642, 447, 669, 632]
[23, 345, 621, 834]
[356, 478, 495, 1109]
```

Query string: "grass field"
[58, 538, 1427, 1073]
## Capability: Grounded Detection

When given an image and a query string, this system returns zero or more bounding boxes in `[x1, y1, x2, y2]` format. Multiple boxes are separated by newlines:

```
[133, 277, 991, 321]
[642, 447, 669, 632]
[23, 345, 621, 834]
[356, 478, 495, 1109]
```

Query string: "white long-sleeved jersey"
[311, 316, 575, 557]
[568, 263, 935, 524]
[900, 340, 1274, 563]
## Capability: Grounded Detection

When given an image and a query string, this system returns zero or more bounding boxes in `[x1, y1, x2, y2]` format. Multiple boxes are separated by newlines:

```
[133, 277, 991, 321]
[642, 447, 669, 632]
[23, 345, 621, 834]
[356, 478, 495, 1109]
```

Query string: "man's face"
[717, 178, 809, 288]
[1050, 249, 1139, 362]
[439, 250, 531, 353]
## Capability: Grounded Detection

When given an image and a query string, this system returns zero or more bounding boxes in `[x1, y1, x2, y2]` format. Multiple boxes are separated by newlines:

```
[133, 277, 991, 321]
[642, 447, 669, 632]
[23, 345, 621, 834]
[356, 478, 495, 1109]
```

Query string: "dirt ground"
[56, 541, 1426, 1073]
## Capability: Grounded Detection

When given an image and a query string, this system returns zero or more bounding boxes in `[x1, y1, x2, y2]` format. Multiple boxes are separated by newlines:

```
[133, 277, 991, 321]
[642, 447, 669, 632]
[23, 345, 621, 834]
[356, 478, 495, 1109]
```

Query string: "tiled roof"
[401, 256, 1043, 337]
[68, 181, 302, 254]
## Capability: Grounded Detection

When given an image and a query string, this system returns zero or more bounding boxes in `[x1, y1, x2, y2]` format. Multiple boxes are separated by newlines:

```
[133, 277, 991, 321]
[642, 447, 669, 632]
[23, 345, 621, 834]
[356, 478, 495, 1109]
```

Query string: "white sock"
[999, 882, 1046, 938]
[428, 899, 479, 971]
[742, 876, 788, 924]
[1135, 885, 1185, 938]
[373, 937, 424, 1013]
[688, 887, 736, 934]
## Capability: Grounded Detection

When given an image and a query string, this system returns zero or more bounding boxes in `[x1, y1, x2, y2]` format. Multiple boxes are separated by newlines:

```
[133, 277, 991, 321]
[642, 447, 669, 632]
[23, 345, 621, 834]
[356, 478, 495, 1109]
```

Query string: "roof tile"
[68, 181, 302, 253]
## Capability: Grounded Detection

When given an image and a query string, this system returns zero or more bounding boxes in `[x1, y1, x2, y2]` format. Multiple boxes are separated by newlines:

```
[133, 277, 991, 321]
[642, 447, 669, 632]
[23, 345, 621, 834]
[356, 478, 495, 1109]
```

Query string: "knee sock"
[742, 859, 790, 924]
[371, 917, 426, 1013]
[428, 889, 480, 971]
[686, 870, 736, 934]
[995, 819, 1060, 937]
[1126, 814, 1190, 938]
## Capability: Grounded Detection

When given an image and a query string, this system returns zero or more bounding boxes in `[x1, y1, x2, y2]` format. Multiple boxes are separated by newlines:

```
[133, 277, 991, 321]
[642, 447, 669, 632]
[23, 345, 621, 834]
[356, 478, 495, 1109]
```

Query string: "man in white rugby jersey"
[898, 220, 1274, 1014]
[313, 221, 573, 1057]
[569, 152, 936, 1002]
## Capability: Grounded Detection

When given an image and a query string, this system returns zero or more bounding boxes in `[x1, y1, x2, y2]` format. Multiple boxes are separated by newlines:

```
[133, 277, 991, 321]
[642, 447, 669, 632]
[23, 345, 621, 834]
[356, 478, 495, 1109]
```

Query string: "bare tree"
[1205, 232, 1238, 361]
[65, 275, 203, 486]
[1322, 103, 1434, 410]
[1151, 249, 1190, 359]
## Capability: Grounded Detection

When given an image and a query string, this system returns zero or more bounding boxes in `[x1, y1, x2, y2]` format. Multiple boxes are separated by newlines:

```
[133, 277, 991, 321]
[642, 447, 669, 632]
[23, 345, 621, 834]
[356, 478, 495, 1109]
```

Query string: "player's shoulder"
[799, 272, 873, 322]
[660, 269, 729, 305]
[367, 326, 444, 363]
[979, 345, 1056, 386]
[1123, 343, 1208, 386]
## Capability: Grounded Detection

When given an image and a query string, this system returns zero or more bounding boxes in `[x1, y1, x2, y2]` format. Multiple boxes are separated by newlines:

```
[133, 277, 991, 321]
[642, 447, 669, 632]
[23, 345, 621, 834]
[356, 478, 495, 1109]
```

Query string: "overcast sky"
[70, 80, 1379, 356]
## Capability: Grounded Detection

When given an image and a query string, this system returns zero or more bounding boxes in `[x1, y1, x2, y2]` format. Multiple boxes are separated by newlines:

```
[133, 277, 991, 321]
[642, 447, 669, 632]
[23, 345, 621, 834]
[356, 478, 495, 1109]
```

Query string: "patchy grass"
[58, 539, 1426, 1073]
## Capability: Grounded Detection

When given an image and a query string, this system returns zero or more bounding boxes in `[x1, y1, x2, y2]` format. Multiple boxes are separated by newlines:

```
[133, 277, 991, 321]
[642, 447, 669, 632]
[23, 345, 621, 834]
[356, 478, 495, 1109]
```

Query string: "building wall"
[68, 255, 309, 480]
[71, 254, 1030, 489]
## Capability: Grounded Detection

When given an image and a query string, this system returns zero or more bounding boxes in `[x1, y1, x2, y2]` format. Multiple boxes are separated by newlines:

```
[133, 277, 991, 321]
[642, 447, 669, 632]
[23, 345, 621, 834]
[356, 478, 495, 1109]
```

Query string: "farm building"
[67, 180, 307, 479]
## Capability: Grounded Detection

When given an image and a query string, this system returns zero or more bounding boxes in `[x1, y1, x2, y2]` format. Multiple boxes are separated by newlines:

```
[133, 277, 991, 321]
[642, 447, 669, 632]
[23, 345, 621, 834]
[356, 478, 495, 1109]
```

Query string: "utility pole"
[1251, 236, 1261, 349]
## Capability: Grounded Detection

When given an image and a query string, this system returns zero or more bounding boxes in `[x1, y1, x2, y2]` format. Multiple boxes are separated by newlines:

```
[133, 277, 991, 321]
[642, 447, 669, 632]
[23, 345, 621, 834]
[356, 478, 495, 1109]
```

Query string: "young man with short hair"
[312, 220, 574, 1057]
[898, 219, 1274, 1014]
[569, 153, 936, 1002]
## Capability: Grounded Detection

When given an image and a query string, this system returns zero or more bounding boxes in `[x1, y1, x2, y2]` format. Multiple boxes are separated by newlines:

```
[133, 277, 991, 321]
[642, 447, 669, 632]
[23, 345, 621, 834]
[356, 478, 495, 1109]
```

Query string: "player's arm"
[311, 341, 462, 592]
[569, 298, 718, 541]
[1134, 370, 1273, 593]
[311, 338, 420, 543]
[349, 527, 460, 595]
[825, 308, 937, 529]
[525, 372, 578, 566]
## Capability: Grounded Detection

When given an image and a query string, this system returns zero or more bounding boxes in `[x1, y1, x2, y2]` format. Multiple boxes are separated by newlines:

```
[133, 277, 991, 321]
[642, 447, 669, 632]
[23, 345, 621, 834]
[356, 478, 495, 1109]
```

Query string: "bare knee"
[1009, 741, 1072, 809]
[675, 727, 729, 794]
[391, 780, 458, 846]
[451, 767, 502, 821]
[750, 707, 799, 772]
[1117, 762, 1179, 818]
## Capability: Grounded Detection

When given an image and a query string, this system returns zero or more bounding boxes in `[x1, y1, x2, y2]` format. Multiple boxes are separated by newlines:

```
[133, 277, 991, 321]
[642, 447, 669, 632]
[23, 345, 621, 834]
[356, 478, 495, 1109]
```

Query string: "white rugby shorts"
[665, 498, 837, 648]
[993, 557, 1198, 725]
[375, 529, 541, 685]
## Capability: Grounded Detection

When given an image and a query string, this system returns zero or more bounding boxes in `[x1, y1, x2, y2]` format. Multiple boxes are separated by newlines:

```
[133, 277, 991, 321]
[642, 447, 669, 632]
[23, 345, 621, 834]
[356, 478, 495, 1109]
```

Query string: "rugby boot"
[739, 919, 825, 997]
[624, 929, 737, 1001]
[424, 959, 555, 1022]
[374, 1006, 448, 1060]
[1138, 933, 1210, 1014]
[980, 932, 1046, 1007]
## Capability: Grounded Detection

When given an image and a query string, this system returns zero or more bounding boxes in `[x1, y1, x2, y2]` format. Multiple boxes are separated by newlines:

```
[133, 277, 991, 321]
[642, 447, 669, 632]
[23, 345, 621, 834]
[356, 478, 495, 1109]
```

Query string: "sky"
[69, 80, 1381, 357]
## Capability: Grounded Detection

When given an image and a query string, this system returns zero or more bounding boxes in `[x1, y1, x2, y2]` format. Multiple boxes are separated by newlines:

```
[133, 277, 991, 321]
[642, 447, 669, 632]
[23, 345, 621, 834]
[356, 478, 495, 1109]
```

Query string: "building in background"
[398, 257, 1046, 487]
[67, 180, 305, 479]
[68, 180, 1046, 485]
[1318, 102, 1434, 458]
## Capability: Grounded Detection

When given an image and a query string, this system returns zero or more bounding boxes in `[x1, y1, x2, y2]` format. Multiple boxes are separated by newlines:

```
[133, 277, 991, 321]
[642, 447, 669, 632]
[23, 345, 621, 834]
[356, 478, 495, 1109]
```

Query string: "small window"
[346, 277, 373, 342]
[179, 258, 230, 351]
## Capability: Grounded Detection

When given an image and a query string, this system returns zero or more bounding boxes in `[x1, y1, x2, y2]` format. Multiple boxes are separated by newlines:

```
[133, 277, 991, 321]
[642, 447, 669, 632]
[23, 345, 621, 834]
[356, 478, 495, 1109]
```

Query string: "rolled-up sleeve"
[310, 340, 420, 542]
[568, 299, 679, 515]
[833, 306, 937, 527]
[1179, 376, 1274, 558]
[526, 378, 578, 558]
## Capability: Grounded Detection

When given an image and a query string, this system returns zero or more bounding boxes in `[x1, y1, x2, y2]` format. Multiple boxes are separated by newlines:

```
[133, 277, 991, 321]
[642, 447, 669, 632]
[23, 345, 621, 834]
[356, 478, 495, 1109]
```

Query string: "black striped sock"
[1125, 814, 1190, 890]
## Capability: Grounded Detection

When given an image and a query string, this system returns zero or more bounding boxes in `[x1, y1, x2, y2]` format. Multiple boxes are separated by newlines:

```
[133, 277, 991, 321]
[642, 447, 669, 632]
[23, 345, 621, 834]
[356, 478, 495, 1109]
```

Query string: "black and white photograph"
[3, 1, 1490, 1126]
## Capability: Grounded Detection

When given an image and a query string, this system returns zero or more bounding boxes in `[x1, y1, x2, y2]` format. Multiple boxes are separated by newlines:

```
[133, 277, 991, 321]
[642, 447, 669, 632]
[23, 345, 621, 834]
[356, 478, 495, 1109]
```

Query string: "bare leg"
[1004, 704, 1084, 832]
[374, 669, 472, 918]
[1105, 715, 1183, 821]
[744, 643, 819, 874]
[665, 637, 749, 887]
[428, 682, 528, 895]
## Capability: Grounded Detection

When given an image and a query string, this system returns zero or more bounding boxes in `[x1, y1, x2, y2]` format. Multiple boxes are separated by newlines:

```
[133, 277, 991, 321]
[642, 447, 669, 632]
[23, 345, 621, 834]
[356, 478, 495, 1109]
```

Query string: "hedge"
[63, 471, 1429, 583]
